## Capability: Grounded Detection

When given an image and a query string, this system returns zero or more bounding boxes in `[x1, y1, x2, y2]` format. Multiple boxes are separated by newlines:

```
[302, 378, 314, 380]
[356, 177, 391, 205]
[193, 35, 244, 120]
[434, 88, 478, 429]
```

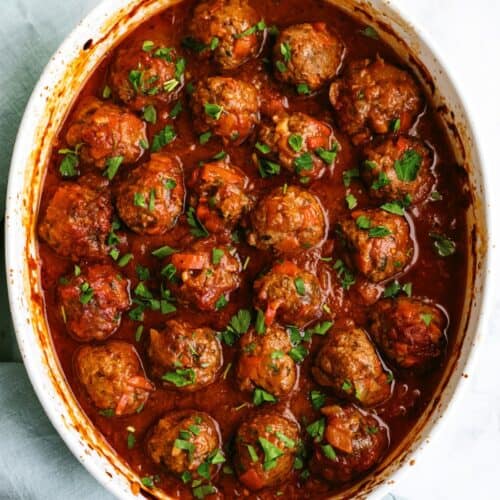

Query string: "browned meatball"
[369, 297, 447, 369]
[236, 324, 297, 398]
[274, 23, 344, 91]
[65, 97, 147, 169]
[187, 0, 263, 70]
[58, 264, 131, 342]
[310, 405, 388, 484]
[254, 261, 324, 327]
[169, 240, 241, 311]
[257, 112, 337, 181]
[148, 320, 223, 391]
[115, 154, 184, 235]
[247, 186, 327, 254]
[38, 182, 112, 260]
[109, 41, 184, 110]
[234, 412, 300, 490]
[148, 410, 222, 477]
[361, 135, 434, 203]
[335, 209, 413, 283]
[312, 326, 391, 407]
[75, 341, 153, 415]
[329, 57, 423, 144]
[188, 160, 253, 233]
[190, 77, 259, 145]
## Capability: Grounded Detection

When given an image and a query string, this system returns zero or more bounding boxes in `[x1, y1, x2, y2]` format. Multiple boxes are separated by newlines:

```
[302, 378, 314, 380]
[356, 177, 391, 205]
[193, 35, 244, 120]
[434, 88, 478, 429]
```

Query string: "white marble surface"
[387, 1, 500, 499]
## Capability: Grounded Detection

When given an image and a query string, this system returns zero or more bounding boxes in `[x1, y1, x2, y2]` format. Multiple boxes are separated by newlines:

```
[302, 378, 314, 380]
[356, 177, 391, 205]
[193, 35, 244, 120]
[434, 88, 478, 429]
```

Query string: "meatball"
[116, 153, 185, 235]
[310, 405, 388, 484]
[169, 240, 241, 311]
[38, 182, 112, 260]
[235, 412, 300, 490]
[75, 341, 153, 415]
[190, 77, 259, 145]
[148, 410, 222, 477]
[236, 324, 297, 398]
[65, 96, 147, 168]
[369, 297, 447, 369]
[247, 186, 327, 254]
[329, 57, 423, 144]
[312, 326, 391, 407]
[257, 112, 337, 181]
[273, 23, 344, 91]
[361, 135, 434, 203]
[188, 160, 252, 233]
[335, 209, 413, 283]
[254, 261, 324, 327]
[58, 264, 131, 342]
[148, 320, 223, 391]
[187, 0, 263, 70]
[109, 41, 183, 110]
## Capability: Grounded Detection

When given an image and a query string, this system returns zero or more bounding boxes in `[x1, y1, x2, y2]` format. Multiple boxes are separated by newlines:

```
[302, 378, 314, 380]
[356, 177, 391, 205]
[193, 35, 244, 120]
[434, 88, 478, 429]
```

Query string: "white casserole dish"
[5, 0, 492, 498]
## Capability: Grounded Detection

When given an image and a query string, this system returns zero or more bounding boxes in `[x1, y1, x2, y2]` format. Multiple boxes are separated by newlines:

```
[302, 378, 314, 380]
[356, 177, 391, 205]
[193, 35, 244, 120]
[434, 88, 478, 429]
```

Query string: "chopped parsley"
[306, 418, 325, 442]
[296, 83, 310, 95]
[255, 142, 271, 155]
[429, 232, 456, 257]
[368, 226, 392, 238]
[381, 201, 405, 215]
[187, 207, 209, 237]
[345, 193, 357, 209]
[310, 390, 326, 410]
[288, 134, 303, 152]
[321, 444, 337, 460]
[333, 259, 356, 290]
[255, 308, 266, 334]
[394, 149, 422, 182]
[258, 437, 284, 471]
[219, 309, 251, 345]
[258, 157, 281, 178]
[211, 248, 224, 265]
[117, 253, 133, 267]
[360, 26, 379, 39]
[246, 444, 259, 462]
[151, 245, 177, 258]
[289, 344, 308, 363]
[253, 387, 276, 406]
[199, 131, 212, 144]
[58, 145, 81, 177]
[294, 152, 313, 174]
[169, 101, 183, 118]
[342, 167, 360, 187]
[204, 103, 223, 120]
[421, 313, 433, 326]
[371, 171, 390, 190]
[294, 277, 306, 295]
[151, 125, 176, 152]
[79, 282, 94, 305]
[103, 156, 123, 180]
[143, 104, 157, 124]
[215, 295, 228, 310]
[315, 145, 338, 165]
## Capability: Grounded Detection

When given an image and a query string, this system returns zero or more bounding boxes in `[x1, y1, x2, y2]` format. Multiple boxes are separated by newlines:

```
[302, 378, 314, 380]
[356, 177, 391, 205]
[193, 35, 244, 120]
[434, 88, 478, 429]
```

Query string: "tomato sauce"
[37, 0, 470, 498]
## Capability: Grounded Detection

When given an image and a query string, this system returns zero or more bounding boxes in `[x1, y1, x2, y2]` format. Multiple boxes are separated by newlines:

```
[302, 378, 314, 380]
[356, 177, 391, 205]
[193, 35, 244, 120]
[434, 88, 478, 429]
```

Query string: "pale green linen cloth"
[1, 0, 112, 498]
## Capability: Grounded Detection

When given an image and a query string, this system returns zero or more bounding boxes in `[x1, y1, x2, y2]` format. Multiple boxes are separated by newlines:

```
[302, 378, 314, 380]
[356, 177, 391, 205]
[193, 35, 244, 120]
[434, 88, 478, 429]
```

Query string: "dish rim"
[4, 0, 493, 498]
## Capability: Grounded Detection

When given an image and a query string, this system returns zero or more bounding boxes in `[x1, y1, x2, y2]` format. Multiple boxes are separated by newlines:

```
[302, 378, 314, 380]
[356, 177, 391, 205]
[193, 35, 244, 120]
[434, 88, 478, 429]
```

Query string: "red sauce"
[36, 0, 470, 498]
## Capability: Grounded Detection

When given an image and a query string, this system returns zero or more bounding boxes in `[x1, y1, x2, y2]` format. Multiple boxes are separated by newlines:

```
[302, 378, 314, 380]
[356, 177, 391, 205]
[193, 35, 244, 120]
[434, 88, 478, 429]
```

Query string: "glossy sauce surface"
[37, 0, 470, 498]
